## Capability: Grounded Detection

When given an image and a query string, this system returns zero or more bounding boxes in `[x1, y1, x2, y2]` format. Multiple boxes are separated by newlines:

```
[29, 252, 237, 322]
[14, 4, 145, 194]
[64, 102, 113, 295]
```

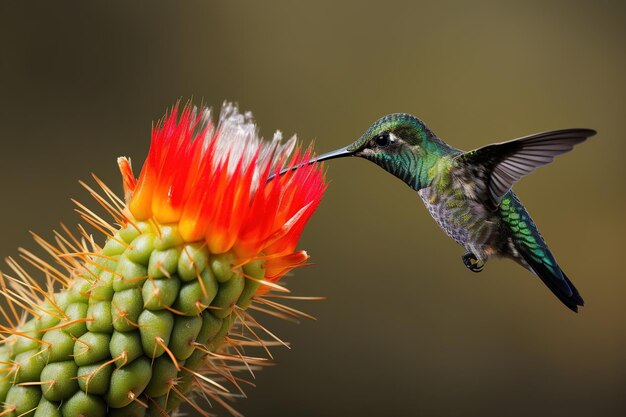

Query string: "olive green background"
[1, 1, 625, 416]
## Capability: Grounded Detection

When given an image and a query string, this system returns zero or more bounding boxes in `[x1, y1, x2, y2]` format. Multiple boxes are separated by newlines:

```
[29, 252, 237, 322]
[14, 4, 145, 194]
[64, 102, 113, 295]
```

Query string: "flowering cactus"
[0, 102, 326, 416]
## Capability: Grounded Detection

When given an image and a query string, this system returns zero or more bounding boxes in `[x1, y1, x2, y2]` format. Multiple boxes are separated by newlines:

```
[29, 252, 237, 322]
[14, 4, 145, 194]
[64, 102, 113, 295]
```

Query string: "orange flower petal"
[128, 102, 326, 288]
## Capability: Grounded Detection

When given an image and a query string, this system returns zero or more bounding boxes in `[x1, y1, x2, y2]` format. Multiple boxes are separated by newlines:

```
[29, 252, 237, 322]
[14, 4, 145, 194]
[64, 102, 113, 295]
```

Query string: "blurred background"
[1, 1, 625, 416]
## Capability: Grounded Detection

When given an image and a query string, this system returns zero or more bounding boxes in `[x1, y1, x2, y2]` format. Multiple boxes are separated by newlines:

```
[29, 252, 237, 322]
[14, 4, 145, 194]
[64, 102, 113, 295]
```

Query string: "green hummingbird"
[297, 114, 596, 312]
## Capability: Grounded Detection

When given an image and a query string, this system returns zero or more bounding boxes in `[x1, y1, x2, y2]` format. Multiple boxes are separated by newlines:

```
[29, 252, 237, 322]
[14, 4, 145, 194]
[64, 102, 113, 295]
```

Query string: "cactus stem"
[0, 102, 327, 416]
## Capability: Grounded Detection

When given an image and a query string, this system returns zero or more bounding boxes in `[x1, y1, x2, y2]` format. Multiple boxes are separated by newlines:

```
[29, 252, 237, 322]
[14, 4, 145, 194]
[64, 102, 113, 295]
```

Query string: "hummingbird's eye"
[373, 132, 391, 147]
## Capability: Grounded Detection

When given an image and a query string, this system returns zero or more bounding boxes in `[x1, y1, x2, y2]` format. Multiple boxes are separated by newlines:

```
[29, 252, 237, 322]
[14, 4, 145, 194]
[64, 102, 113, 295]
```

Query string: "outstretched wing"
[455, 129, 596, 209]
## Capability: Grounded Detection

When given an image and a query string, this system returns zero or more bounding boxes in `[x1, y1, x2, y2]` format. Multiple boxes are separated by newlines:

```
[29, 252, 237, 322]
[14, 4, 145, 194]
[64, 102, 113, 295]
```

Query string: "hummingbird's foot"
[462, 252, 484, 273]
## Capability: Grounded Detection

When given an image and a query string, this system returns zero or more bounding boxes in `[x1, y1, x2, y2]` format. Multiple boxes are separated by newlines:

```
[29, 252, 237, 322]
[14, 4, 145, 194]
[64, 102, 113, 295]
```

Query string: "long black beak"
[311, 146, 355, 163]
[267, 146, 355, 181]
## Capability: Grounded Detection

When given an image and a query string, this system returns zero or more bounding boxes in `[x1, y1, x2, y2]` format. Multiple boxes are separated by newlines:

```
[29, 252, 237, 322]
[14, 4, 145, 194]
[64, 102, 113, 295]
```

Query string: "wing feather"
[456, 129, 596, 209]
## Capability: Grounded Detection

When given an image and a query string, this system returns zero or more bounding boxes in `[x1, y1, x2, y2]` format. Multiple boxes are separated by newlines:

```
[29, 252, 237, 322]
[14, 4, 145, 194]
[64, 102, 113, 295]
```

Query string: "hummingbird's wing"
[455, 128, 596, 209]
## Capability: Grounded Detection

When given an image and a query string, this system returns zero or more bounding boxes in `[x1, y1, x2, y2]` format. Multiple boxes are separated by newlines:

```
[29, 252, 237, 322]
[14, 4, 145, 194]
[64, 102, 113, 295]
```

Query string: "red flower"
[124, 102, 326, 287]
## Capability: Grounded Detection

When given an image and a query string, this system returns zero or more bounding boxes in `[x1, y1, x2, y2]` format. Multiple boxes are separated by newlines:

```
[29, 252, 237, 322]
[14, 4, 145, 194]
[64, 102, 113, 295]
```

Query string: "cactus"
[0, 103, 326, 416]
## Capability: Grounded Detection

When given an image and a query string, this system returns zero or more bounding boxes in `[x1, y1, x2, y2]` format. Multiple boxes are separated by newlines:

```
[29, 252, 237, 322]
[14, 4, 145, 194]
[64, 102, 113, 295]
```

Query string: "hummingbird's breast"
[417, 179, 500, 261]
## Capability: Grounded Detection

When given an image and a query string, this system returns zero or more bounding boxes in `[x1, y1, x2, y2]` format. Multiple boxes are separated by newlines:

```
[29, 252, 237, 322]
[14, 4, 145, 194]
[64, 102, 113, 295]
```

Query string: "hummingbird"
[286, 114, 596, 312]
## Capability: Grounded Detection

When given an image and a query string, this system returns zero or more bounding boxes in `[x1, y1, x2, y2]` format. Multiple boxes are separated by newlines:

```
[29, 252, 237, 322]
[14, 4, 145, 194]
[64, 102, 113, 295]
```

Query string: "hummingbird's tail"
[502, 193, 584, 312]
[519, 249, 584, 312]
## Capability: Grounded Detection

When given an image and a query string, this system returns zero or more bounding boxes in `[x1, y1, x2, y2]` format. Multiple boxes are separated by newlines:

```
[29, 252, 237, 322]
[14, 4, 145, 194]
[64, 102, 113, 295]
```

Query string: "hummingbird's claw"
[462, 252, 484, 273]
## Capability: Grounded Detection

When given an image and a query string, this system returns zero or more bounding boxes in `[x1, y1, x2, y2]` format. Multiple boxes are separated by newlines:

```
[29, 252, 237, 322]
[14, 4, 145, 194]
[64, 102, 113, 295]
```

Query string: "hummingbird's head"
[346, 113, 436, 158]
[305, 113, 439, 183]
[272, 113, 445, 188]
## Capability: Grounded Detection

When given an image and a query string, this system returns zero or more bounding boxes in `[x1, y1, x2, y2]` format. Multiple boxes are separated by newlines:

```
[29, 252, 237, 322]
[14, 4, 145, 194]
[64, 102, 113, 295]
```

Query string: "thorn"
[80, 180, 126, 224]
[128, 391, 148, 409]
[181, 365, 229, 393]
[155, 337, 181, 371]
[92, 173, 127, 211]
[255, 297, 316, 321]
[246, 304, 299, 323]
[237, 308, 290, 350]
[0, 272, 21, 325]
[232, 309, 273, 359]
[44, 317, 93, 332]
[171, 385, 213, 417]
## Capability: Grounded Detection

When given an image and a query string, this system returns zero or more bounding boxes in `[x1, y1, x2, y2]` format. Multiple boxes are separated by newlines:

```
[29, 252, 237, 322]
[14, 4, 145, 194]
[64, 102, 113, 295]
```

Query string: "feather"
[456, 129, 596, 209]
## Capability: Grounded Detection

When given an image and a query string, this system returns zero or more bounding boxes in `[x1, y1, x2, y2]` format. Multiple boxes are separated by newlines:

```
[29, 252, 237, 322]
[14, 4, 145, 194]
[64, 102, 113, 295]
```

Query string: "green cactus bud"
[142, 276, 180, 310]
[40, 361, 79, 401]
[77, 362, 113, 395]
[5, 385, 41, 417]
